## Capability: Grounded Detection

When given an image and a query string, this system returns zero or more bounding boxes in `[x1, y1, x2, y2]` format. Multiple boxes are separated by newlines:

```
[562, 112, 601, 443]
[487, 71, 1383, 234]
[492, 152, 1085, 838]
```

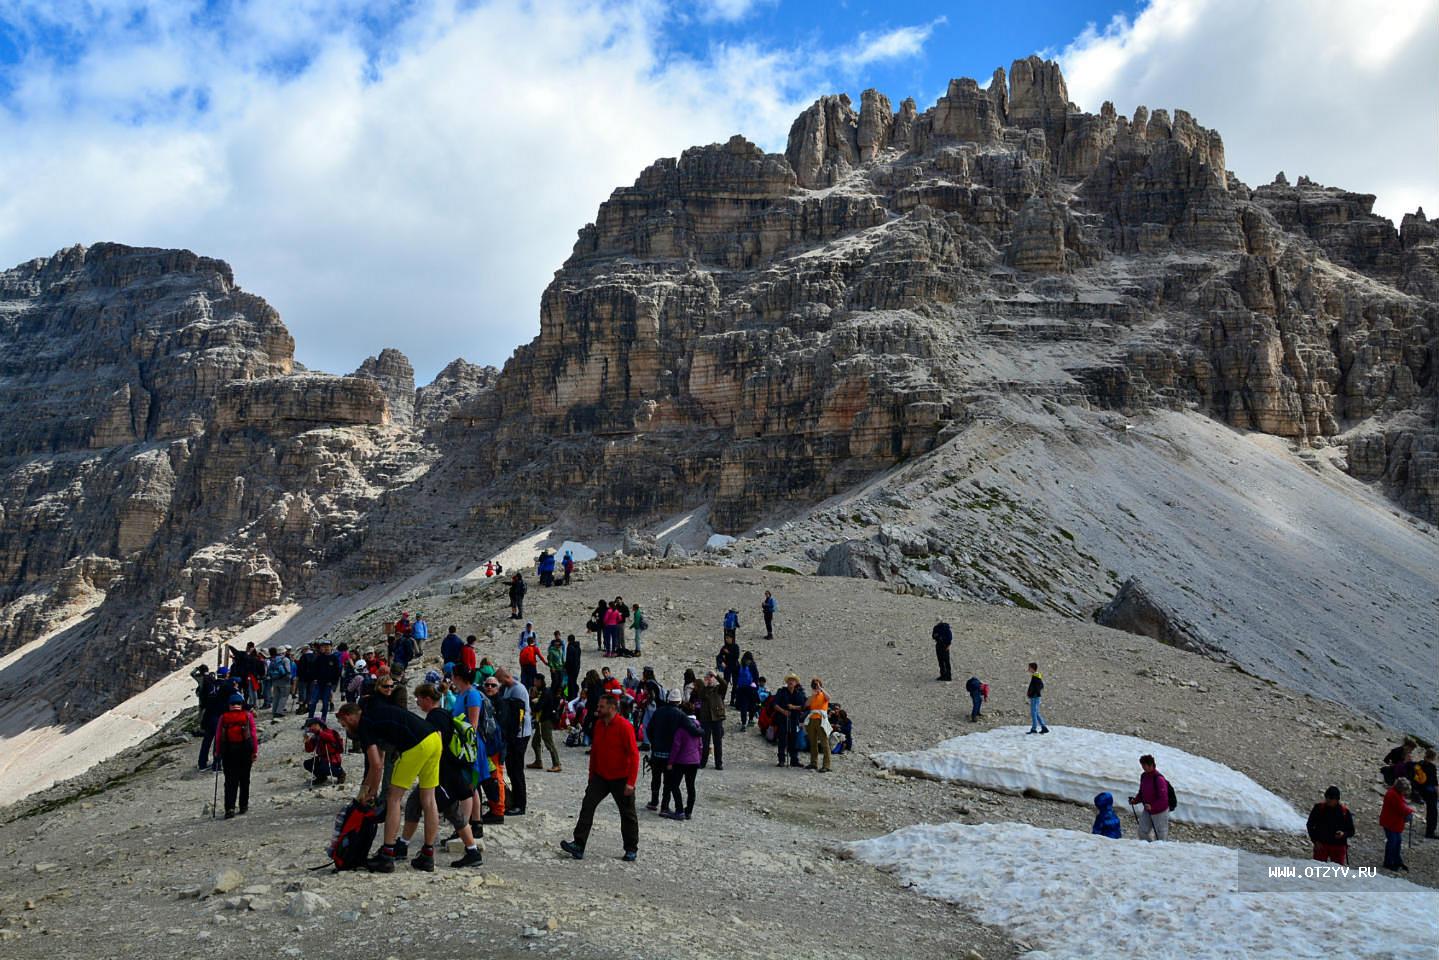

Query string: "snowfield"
[875, 726, 1306, 833]
[850, 822, 1439, 960]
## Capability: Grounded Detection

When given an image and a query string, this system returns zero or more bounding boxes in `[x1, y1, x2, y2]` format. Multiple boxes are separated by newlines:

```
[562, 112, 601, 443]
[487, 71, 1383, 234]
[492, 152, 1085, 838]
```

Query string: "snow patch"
[850, 822, 1439, 960]
[876, 726, 1305, 833]
[706, 534, 736, 549]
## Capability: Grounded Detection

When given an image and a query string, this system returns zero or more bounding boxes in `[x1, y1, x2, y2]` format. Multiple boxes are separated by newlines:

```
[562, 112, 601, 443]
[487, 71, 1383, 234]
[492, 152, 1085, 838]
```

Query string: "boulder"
[1094, 578, 1221, 657]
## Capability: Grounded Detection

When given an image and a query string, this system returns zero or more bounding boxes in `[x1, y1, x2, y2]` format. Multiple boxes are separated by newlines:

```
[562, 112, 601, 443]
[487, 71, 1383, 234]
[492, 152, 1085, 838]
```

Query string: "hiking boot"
[410, 853, 435, 872]
[662, 810, 685, 821]
[224, 810, 235, 819]
[481, 813, 505, 825]
[507, 807, 525, 816]
[1026, 729, 1038, 735]
[238, 806, 248, 815]
[548, 765, 562, 773]
[1040, 727, 1050, 734]
[393, 838, 409, 858]
[335, 772, 347, 785]
[526, 761, 543, 770]
[645, 802, 658, 811]
[622, 850, 638, 862]
[311, 777, 328, 787]
[560, 840, 584, 860]
[366, 852, 396, 873]
[450, 847, 484, 868]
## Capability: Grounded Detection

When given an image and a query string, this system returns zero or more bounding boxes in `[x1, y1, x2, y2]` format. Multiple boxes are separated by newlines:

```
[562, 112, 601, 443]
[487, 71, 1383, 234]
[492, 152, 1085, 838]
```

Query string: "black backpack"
[1167, 779, 1179, 811]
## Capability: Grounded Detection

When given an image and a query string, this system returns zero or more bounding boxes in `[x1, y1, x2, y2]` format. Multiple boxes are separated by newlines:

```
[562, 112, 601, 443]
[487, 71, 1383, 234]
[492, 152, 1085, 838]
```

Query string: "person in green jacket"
[546, 634, 567, 695]
[631, 603, 648, 655]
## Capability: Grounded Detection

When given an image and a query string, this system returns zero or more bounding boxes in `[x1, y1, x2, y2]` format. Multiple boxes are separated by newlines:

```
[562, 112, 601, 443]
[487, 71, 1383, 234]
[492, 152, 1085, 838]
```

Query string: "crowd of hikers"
[191, 583, 1436, 877]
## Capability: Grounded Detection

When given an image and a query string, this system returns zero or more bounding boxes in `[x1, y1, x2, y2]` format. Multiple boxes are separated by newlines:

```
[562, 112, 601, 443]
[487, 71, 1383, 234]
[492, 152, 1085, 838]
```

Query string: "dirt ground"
[1, 565, 1432, 959]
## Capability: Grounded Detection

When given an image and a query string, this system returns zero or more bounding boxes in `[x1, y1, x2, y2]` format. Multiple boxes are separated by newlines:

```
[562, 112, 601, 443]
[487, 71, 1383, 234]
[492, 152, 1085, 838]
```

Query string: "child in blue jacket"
[1092, 791, 1122, 838]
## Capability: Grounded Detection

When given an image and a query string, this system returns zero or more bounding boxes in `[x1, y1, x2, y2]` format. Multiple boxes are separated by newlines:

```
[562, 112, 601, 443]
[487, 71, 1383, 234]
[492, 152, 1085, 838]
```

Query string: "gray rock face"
[1095, 577, 1218, 657]
[351, 348, 416, 426]
[415, 359, 498, 428]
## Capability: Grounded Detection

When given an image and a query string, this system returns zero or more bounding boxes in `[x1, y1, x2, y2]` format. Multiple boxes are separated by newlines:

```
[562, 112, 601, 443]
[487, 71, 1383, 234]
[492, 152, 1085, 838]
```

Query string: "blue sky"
[0, 0, 1433, 380]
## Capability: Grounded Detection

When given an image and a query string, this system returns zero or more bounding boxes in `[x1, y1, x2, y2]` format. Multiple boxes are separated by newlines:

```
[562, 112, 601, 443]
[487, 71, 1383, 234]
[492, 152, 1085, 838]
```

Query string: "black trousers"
[649, 757, 668, 805]
[506, 736, 530, 809]
[663, 763, 698, 815]
[221, 746, 252, 813]
[763, 610, 774, 637]
[572, 775, 638, 852]
[776, 713, 799, 765]
[936, 645, 952, 680]
[700, 720, 724, 768]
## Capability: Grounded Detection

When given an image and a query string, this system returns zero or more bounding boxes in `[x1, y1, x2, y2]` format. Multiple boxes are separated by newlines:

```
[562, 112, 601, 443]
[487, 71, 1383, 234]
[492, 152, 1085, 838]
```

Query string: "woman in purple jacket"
[662, 702, 704, 820]
[1128, 754, 1172, 841]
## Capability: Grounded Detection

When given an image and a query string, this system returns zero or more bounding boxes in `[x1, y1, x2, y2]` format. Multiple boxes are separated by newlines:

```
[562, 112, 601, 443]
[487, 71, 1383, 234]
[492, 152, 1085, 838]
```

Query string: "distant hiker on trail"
[1383, 739, 1416, 785]
[562, 549, 575, 585]
[965, 675, 987, 722]
[517, 621, 537, 653]
[309, 640, 341, 722]
[735, 652, 760, 730]
[217, 693, 257, 818]
[588, 599, 608, 651]
[561, 693, 640, 862]
[303, 717, 346, 786]
[440, 625, 464, 668]
[1413, 748, 1437, 839]
[266, 647, 293, 718]
[411, 613, 428, 654]
[771, 674, 806, 768]
[537, 549, 556, 587]
[761, 590, 777, 639]
[197, 666, 233, 771]
[547, 633, 566, 694]
[1092, 792, 1122, 839]
[804, 677, 832, 772]
[662, 698, 703, 820]
[1128, 754, 1172, 841]
[723, 608, 740, 641]
[1307, 785, 1355, 864]
[1380, 778, 1415, 872]
[612, 596, 631, 655]
[508, 573, 527, 620]
[630, 602, 647, 654]
[696, 671, 727, 771]
[337, 699, 442, 873]
[565, 634, 582, 699]
[932, 622, 953, 681]
[1025, 662, 1049, 735]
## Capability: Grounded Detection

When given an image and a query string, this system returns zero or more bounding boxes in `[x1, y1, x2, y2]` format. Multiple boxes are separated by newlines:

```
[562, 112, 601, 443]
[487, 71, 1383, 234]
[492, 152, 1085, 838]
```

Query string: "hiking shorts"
[390, 731, 442, 790]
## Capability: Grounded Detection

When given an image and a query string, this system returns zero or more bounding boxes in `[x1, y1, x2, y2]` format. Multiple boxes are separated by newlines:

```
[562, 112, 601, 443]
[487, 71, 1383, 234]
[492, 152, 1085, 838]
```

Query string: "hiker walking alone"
[561, 693, 640, 862]
[965, 675, 986, 721]
[932, 622, 953, 681]
[1025, 662, 1049, 734]
[1128, 754, 1171, 841]
[216, 694, 257, 818]
[1307, 786, 1355, 864]
[761, 591, 777, 639]
[508, 573, 527, 620]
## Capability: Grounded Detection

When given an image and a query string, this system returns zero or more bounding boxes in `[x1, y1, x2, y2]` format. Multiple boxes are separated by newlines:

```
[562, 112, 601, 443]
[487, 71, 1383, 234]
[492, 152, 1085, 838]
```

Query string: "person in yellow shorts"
[337, 700, 442, 872]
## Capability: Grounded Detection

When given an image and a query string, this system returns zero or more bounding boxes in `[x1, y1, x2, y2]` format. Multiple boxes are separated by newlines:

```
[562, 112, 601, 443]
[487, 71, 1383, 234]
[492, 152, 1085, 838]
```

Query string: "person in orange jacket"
[1379, 777, 1415, 872]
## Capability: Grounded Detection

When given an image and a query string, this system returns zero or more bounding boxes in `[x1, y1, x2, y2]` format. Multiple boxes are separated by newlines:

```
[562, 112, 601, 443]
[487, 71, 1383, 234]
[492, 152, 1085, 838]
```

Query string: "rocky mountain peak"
[350, 347, 417, 426]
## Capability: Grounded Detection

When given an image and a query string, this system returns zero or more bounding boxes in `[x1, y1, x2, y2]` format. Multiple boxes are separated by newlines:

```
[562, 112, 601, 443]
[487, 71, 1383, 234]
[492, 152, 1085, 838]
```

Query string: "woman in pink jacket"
[1128, 754, 1172, 841]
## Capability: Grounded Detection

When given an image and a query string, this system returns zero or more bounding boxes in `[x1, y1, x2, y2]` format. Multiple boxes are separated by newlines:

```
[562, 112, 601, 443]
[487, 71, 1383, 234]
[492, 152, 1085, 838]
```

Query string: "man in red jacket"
[1380, 777, 1415, 872]
[561, 693, 640, 861]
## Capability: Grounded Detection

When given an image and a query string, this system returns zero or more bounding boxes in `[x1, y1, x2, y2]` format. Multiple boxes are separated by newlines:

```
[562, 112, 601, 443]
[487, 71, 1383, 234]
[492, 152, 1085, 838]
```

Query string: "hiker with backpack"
[932, 622, 953, 681]
[735, 652, 760, 730]
[451, 667, 501, 826]
[303, 717, 347, 786]
[197, 667, 234, 771]
[1026, 662, 1049, 734]
[216, 693, 258, 818]
[965, 675, 987, 721]
[336, 699, 443, 873]
[1380, 778, 1415, 871]
[519, 634, 542, 689]
[723, 608, 740, 642]
[630, 602, 647, 655]
[1092, 792, 1123, 839]
[560, 693, 640, 862]
[1413, 748, 1437, 839]
[1307, 785, 1355, 864]
[527, 674, 563, 773]
[496, 666, 533, 815]
[440, 625, 464, 668]
[266, 648, 293, 719]
[1382, 739, 1416, 785]
[645, 688, 685, 813]
[1128, 754, 1173, 841]
[761, 590, 777, 639]
[562, 550, 574, 585]
[409, 683, 483, 868]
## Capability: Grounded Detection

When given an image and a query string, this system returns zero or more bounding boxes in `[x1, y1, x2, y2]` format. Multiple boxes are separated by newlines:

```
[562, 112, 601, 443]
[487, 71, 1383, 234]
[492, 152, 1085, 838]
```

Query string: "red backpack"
[218, 709, 253, 749]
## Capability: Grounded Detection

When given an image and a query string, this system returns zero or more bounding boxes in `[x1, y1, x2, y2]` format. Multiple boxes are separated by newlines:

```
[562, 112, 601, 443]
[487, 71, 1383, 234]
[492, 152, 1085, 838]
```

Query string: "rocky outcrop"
[0, 244, 427, 722]
[1095, 577, 1220, 657]
[351, 348, 416, 426]
[414, 359, 498, 428]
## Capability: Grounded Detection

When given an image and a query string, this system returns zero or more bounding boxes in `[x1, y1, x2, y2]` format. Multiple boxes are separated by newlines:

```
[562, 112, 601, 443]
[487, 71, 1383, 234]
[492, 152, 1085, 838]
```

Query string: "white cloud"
[694, 0, 768, 23]
[1059, 0, 1439, 224]
[839, 18, 947, 70]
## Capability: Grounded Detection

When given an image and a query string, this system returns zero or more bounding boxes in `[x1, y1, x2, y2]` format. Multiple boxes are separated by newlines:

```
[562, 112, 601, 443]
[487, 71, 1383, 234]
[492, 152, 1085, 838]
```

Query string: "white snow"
[876, 726, 1306, 833]
[556, 540, 597, 562]
[851, 822, 1439, 960]
[705, 534, 736, 549]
